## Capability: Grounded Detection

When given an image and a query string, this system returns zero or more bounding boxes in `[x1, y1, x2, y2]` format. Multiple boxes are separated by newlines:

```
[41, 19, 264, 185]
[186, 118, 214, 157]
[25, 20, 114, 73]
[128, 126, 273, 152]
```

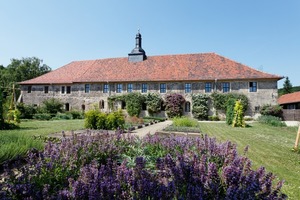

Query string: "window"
[160, 83, 166, 93]
[66, 86, 71, 94]
[117, 84, 123, 93]
[127, 83, 133, 93]
[121, 101, 126, 109]
[28, 86, 32, 93]
[99, 100, 105, 109]
[185, 83, 191, 93]
[185, 102, 191, 112]
[85, 84, 90, 93]
[141, 83, 148, 93]
[103, 83, 109, 93]
[61, 86, 65, 94]
[81, 104, 85, 111]
[255, 106, 260, 112]
[142, 102, 147, 110]
[205, 82, 212, 93]
[287, 104, 296, 110]
[44, 86, 49, 94]
[222, 82, 230, 93]
[65, 103, 70, 111]
[249, 82, 257, 92]
[161, 101, 166, 111]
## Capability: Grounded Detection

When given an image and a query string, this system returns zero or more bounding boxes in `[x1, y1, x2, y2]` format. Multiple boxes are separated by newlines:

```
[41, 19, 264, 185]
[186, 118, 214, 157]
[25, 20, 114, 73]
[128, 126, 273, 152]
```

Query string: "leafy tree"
[282, 77, 293, 95]
[41, 98, 63, 115]
[0, 87, 4, 128]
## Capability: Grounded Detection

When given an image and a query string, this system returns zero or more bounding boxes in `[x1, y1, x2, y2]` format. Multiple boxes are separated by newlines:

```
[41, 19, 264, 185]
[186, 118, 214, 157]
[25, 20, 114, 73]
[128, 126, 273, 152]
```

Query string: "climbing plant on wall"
[124, 93, 146, 117]
[211, 92, 249, 113]
[192, 94, 209, 120]
[145, 93, 162, 116]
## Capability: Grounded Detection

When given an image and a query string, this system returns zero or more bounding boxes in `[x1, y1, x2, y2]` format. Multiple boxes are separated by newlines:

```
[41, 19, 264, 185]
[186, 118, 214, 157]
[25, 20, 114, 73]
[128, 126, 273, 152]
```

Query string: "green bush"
[33, 113, 52, 120]
[16, 103, 37, 119]
[67, 110, 84, 119]
[41, 98, 63, 115]
[192, 94, 209, 120]
[84, 110, 100, 129]
[260, 104, 283, 118]
[257, 115, 286, 127]
[106, 110, 125, 130]
[96, 112, 107, 129]
[173, 116, 199, 127]
[85, 109, 125, 130]
[226, 98, 236, 125]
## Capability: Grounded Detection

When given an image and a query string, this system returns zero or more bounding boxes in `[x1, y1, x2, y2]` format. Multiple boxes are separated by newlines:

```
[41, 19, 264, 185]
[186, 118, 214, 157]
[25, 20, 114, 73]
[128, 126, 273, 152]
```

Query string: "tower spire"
[128, 30, 147, 62]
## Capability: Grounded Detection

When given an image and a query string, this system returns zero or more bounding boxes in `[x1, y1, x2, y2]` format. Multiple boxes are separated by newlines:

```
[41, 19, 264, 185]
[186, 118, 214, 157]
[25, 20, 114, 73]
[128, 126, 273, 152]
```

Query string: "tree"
[232, 100, 246, 128]
[6, 57, 51, 83]
[282, 77, 293, 95]
[0, 87, 4, 128]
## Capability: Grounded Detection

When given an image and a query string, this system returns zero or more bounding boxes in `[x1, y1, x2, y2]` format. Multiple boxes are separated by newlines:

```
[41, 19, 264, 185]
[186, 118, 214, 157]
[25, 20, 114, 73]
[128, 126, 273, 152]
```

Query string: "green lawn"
[0, 119, 84, 164]
[199, 122, 300, 200]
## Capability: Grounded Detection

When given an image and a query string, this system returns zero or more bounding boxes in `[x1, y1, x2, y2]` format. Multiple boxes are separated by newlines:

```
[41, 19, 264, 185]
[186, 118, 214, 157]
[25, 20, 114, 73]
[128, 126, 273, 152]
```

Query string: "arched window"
[142, 102, 147, 111]
[65, 103, 70, 111]
[81, 104, 85, 112]
[161, 101, 166, 111]
[121, 101, 126, 109]
[99, 100, 105, 109]
[185, 102, 191, 112]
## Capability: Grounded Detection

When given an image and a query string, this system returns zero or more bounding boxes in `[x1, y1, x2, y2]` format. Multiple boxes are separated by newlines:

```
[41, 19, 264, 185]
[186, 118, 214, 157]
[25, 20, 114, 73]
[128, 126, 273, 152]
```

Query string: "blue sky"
[1, 1, 299, 88]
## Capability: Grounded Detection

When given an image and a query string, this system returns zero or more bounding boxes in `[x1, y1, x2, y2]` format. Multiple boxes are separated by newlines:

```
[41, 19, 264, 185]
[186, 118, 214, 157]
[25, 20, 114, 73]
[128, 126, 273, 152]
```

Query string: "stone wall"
[20, 79, 279, 117]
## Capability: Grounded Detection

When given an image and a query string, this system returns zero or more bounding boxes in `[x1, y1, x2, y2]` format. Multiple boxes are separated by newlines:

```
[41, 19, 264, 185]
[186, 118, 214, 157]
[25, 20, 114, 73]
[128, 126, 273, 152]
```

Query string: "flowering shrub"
[0, 132, 287, 199]
[164, 93, 185, 118]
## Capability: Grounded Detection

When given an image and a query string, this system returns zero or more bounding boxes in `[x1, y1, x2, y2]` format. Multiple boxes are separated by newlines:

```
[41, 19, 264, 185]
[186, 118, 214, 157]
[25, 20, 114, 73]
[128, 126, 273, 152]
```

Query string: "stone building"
[19, 32, 282, 117]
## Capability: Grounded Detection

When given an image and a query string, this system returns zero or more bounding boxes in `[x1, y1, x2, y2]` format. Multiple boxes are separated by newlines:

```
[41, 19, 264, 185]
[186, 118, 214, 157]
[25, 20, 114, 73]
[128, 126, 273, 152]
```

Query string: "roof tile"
[278, 91, 300, 105]
[20, 53, 282, 85]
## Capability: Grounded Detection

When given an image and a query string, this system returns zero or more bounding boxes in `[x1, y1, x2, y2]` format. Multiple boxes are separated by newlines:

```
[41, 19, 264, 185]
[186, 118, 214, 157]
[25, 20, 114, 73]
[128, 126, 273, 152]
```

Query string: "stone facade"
[20, 79, 278, 118]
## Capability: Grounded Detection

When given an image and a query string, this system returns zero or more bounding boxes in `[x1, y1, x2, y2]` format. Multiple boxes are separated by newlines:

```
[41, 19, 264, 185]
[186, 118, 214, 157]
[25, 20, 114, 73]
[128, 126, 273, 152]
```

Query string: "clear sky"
[1, 1, 299, 88]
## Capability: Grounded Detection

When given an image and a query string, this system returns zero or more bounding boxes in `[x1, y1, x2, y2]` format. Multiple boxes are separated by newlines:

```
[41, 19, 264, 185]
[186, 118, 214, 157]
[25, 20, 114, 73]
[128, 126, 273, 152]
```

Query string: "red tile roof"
[20, 53, 282, 85]
[278, 91, 300, 105]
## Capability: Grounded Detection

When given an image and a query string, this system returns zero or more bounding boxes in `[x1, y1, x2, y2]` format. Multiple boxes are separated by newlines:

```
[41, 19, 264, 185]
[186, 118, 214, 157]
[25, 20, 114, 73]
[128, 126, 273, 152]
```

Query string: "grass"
[0, 119, 84, 164]
[199, 121, 300, 200]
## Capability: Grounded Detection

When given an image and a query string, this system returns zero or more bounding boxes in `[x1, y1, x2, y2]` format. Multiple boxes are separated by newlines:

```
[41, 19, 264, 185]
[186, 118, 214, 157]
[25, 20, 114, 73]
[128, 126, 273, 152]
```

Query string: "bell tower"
[128, 30, 147, 62]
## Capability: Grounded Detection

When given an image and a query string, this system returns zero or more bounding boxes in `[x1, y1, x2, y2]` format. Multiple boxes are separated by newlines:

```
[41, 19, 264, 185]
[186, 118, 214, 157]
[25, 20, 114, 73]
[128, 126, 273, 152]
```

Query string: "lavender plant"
[1, 131, 287, 199]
